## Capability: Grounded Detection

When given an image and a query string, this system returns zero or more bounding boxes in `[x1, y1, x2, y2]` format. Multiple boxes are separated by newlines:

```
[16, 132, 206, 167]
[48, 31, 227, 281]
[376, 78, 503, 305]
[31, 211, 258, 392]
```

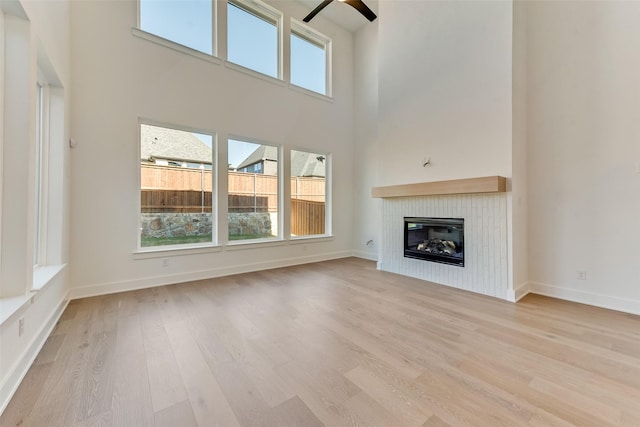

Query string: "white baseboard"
[70, 251, 352, 300]
[351, 250, 378, 262]
[506, 281, 531, 302]
[0, 292, 69, 415]
[528, 282, 640, 316]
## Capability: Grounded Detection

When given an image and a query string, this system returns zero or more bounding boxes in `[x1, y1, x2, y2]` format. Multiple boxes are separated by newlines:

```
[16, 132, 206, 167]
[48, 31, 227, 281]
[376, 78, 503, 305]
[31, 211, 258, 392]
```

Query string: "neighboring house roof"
[237, 145, 326, 177]
[141, 124, 212, 164]
[291, 150, 326, 177]
[237, 145, 278, 170]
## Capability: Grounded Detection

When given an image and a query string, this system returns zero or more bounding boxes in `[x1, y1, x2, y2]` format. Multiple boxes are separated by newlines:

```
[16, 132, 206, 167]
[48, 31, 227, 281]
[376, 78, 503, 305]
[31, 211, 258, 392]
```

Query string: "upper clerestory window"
[139, 0, 214, 55]
[227, 0, 282, 79]
[290, 19, 331, 96]
[136, 1, 331, 96]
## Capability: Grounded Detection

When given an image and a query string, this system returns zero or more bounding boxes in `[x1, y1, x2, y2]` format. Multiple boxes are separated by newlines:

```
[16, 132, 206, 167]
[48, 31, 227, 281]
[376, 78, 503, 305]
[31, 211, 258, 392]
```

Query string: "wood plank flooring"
[3, 257, 640, 426]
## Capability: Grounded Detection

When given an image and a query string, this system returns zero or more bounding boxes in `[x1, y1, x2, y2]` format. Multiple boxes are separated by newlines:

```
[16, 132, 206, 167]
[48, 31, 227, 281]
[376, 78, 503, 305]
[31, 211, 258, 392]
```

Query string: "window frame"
[226, 0, 283, 80]
[31, 55, 66, 290]
[137, 120, 218, 252]
[290, 19, 332, 96]
[33, 77, 49, 268]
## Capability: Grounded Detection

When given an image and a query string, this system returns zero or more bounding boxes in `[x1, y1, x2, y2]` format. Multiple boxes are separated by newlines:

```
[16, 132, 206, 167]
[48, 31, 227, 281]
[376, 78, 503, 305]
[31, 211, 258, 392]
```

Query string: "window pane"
[290, 150, 326, 236]
[291, 33, 326, 94]
[228, 140, 278, 241]
[140, 124, 214, 247]
[227, 2, 278, 78]
[140, 0, 212, 55]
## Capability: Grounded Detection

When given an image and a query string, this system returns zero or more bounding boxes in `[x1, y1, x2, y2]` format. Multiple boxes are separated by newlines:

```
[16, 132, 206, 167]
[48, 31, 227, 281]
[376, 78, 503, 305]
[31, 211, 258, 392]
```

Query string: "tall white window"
[290, 149, 329, 237]
[228, 139, 280, 241]
[140, 123, 215, 248]
[290, 20, 330, 95]
[227, 0, 281, 78]
[139, 0, 213, 55]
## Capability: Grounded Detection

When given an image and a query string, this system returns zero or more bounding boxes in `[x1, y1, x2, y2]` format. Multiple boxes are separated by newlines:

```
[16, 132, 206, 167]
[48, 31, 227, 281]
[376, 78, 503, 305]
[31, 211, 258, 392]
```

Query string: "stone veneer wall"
[227, 213, 272, 236]
[141, 213, 212, 238]
[140, 212, 272, 238]
[379, 193, 509, 300]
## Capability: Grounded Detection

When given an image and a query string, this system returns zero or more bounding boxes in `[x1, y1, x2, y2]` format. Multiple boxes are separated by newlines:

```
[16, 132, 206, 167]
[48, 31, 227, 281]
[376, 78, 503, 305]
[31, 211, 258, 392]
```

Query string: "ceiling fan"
[303, 0, 377, 23]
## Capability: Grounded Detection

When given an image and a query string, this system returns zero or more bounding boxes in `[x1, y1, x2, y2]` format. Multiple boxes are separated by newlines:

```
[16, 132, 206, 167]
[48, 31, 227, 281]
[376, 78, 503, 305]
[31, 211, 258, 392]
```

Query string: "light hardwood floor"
[3, 257, 640, 426]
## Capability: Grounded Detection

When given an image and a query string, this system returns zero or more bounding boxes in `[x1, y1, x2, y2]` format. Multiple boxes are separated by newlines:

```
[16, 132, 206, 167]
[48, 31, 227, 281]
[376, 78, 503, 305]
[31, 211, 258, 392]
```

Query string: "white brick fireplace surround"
[373, 177, 510, 300]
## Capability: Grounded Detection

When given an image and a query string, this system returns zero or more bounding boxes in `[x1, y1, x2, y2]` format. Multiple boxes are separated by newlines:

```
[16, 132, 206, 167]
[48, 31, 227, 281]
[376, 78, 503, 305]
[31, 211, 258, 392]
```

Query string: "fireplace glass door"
[404, 217, 464, 266]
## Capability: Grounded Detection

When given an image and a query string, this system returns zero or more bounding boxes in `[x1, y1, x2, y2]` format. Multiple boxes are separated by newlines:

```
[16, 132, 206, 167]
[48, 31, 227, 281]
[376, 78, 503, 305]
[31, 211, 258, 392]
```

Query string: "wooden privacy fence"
[291, 198, 325, 236]
[228, 171, 278, 212]
[228, 194, 269, 213]
[291, 176, 325, 202]
[141, 164, 213, 191]
[141, 190, 212, 213]
[141, 165, 325, 214]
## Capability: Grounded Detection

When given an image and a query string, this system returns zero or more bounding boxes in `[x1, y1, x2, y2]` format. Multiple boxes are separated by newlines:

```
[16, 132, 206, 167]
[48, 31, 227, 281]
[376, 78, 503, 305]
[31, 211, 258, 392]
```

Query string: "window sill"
[0, 264, 66, 325]
[131, 236, 333, 258]
[224, 61, 287, 88]
[32, 264, 66, 291]
[131, 28, 222, 66]
[289, 83, 333, 103]
[289, 235, 334, 243]
[0, 294, 35, 325]
[225, 238, 286, 251]
[133, 243, 222, 260]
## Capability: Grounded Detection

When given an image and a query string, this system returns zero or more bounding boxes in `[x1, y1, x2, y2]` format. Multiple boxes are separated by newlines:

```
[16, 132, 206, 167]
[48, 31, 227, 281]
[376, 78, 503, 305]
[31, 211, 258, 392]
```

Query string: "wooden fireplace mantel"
[372, 176, 506, 198]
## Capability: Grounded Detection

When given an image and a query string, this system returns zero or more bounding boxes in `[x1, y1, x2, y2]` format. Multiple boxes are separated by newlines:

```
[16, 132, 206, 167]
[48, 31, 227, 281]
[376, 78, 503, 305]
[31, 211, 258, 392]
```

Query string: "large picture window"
[227, 0, 281, 78]
[290, 149, 328, 237]
[228, 139, 279, 241]
[139, 0, 213, 55]
[140, 123, 215, 248]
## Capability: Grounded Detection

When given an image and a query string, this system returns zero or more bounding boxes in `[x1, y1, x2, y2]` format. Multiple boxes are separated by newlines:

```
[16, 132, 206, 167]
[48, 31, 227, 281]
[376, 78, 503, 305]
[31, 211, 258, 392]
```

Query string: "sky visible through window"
[228, 139, 261, 169]
[227, 3, 278, 77]
[291, 33, 326, 94]
[140, 0, 212, 54]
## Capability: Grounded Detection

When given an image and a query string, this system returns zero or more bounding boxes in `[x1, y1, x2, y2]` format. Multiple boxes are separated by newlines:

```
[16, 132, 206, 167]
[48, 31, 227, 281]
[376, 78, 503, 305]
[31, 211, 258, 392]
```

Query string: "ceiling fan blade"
[303, 0, 334, 22]
[343, 0, 377, 22]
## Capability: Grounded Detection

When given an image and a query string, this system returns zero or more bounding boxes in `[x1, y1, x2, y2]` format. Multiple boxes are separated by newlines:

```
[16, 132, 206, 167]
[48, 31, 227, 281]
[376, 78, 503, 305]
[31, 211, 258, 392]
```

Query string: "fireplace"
[404, 217, 465, 266]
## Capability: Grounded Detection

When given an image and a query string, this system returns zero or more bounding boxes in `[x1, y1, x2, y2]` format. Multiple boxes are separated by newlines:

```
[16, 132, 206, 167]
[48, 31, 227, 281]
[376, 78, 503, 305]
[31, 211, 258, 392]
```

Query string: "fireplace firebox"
[404, 217, 464, 266]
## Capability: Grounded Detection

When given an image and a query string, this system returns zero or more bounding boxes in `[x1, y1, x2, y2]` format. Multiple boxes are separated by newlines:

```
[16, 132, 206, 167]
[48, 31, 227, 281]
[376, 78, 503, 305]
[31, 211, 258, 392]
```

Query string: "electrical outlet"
[18, 318, 24, 337]
[577, 270, 587, 280]
[161, 258, 170, 268]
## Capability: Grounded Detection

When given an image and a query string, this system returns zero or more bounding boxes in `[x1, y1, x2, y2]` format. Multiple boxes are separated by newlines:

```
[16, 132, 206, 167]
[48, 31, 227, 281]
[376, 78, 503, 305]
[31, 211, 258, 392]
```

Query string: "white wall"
[352, 20, 379, 260]
[69, 0, 355, 297]
[526, 1, 640, 313]
[0, 0, 71, 413]
[377, 0, 513, 185]
[511, 0, 528, 296]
